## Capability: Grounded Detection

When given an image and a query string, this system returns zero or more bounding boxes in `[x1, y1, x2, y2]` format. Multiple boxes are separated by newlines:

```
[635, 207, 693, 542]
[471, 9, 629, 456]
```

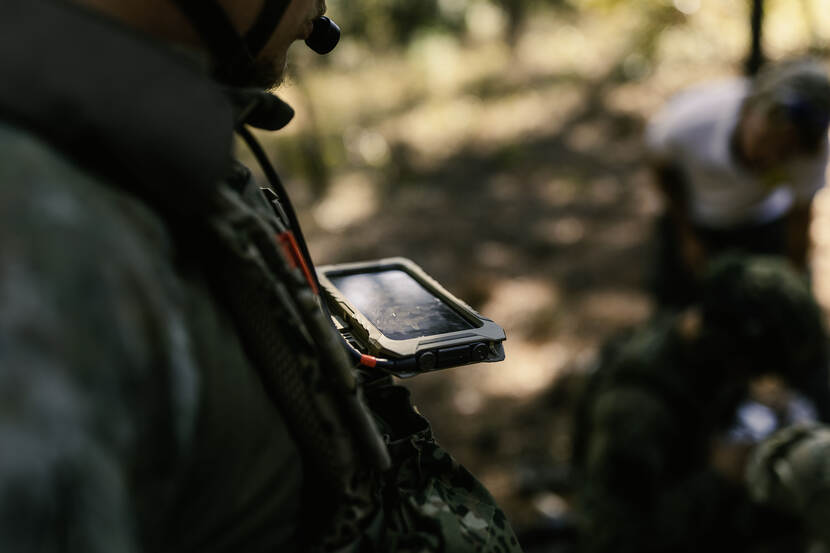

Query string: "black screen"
[329, 269, 475, 340]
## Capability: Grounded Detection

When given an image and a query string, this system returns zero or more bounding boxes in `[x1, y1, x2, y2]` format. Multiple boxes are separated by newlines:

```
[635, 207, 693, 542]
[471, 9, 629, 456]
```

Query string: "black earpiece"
[305, 16, 340, 55]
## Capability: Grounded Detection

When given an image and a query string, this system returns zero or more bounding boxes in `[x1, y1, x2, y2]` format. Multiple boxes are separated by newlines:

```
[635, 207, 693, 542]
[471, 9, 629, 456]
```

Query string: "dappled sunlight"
[531, 216, 586, 246]
[275, 0, 830, 530]
[810, 184, 830, 313]
[479, 277, 560, 336]
[475, 340, 571, 397]
[765, 0, 827, 53]
[312, 172, 380, 231]
[283, 47, 423, 131]
[487, 173, 523, 201]
[565, 120, 609, 153]
[382, 95, 482, 166]
[605, 82, 667, 118]
[577, 289, 652, 330]
[379, 85, 580, 170]
[673, 0, 700, 16]
[469, 89, 571, 146]
[516, 23, 590, 76]
[595, 218, 650, 248]
[476, 241, 520, 270]
[630, 168, 664, 216]
[537, 177, 578, 207]
[343, 126, 391, 167]
[464, 1, 506, 43]
[588, 175, 623, 206]
[657, 12, 744, 67]
[408, 33, 465, 96]
[452, 385, 486, 415]
[477, 467, 515, 508]
[516, 12, 641, 79]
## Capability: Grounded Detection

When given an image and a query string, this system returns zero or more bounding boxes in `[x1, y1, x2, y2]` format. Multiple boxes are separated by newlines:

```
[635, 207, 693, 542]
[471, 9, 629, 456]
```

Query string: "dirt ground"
[300, 55, 664, 530]
[252, 2, 830, 535]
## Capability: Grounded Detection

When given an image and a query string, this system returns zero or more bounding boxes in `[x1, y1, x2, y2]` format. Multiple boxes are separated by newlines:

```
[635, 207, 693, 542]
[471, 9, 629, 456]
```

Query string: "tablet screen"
[328, 269, 475, 340]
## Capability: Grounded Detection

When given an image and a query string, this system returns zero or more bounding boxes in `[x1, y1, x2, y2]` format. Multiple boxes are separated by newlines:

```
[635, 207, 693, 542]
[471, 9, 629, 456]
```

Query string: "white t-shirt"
[646, 78, 829, 229]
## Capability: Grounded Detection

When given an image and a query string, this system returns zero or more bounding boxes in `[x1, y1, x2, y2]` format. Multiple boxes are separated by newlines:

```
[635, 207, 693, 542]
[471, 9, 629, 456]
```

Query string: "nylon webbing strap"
[209, 188, 390, 471]
[206, 191, 358, 488]
[245, 0, 290, 58]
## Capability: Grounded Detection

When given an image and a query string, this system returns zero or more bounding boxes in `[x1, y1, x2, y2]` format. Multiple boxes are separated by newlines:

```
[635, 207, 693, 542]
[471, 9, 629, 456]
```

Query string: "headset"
[169, 0, 340, 85]
[306, 16, 340, 54]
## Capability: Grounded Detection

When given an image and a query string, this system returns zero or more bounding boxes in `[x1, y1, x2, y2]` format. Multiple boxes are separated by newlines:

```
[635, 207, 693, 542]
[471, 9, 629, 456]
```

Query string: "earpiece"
[305, 16, 340, 55]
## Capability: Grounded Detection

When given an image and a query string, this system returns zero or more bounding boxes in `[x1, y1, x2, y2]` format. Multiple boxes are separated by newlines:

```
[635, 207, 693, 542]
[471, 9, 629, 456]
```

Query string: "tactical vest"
[197, 97, 391, 550]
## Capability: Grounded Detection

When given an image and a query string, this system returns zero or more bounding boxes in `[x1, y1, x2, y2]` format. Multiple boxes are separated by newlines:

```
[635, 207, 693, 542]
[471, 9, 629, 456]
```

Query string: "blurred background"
[242, 0, 830, 535]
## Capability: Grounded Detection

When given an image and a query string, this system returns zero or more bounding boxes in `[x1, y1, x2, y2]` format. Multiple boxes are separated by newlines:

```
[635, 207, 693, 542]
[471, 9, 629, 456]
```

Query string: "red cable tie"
[276, 234, 298, 269]
[360, 354, 378, 368]
[276, 231, 319, 295]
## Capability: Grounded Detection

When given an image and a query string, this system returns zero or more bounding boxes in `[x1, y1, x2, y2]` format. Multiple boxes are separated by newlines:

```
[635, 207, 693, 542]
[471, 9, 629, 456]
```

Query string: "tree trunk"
[745, 0, 764, 76]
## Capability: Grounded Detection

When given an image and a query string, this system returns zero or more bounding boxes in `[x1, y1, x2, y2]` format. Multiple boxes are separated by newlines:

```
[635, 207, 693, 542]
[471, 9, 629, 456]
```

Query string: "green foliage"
[386, 0, 442, 43]
[329, 0, 459, 48]
[329, 0, 574, 49]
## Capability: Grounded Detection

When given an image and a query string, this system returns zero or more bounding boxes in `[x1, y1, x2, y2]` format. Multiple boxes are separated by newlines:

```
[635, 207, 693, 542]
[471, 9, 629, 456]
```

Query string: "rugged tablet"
[317, 257, 506, 376]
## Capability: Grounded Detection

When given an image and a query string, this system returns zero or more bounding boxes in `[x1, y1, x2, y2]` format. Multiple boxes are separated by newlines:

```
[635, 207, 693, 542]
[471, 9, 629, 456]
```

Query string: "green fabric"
[0, 123, 303, 552]
[572, 317, 802, 553]
[359, 383, 521, 553]
[747, 423, 830, 548]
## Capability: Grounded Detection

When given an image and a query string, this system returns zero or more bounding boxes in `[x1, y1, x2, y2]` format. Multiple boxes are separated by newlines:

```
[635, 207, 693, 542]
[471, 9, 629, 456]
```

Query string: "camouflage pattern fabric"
[573, 320, 759, 553]
[361, 383, 521, 553]
[747, 423, 830, 549]
[573, 255, 826, 553]
[0, 121, 305, 553]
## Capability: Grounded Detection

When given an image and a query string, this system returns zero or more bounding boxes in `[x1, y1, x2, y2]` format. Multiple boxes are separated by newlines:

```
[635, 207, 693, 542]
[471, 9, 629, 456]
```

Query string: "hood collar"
[0, 0, 238, 216]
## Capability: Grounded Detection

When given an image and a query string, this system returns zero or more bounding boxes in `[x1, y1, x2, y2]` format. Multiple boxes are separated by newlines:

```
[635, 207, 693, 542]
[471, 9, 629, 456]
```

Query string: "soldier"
[0, 1, 521, 551]
[572, 255, 829, 553]
[647, 60, 830, 307]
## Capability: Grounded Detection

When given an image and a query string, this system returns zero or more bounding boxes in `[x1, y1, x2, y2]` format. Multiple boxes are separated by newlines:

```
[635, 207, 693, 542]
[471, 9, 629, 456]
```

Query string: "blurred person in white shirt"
[646, 60, 830, 306]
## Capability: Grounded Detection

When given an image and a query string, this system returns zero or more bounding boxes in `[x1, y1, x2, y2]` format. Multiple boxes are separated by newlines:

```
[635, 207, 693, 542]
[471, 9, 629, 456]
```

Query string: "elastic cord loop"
[245, 1, 290, 58]
[170, 0, 253, 65]
[236, 125, 326, 300]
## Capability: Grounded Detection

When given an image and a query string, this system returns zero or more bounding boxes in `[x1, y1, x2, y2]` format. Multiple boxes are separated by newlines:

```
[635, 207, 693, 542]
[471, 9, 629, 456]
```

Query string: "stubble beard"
[247, 55, 287, 91]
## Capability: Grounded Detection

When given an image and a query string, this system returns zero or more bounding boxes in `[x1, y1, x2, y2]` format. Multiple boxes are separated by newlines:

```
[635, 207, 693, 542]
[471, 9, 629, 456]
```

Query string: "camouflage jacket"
[747, 423, 830, 549]
[0, 1, 521, 552]
[572, 317, 801, 553]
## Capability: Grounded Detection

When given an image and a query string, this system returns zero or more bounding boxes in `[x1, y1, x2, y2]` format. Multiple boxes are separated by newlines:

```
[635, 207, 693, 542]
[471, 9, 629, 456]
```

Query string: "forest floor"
[253, 3, 830, 535]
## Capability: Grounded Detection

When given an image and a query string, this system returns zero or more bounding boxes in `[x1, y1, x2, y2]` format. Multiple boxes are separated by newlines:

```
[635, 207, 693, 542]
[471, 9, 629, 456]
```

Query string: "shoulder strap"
[200, 183, 394, 547]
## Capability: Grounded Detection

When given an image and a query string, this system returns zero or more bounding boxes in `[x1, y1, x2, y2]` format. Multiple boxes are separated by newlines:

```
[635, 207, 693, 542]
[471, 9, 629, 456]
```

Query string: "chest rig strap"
[209, 183, 390, 474]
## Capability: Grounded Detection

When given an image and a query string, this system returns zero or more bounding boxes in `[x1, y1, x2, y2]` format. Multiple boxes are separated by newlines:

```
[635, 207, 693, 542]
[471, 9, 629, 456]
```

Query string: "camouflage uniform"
[572, 256, 828, 553]
[0, 1, 521, 552]
[747, 424, 830, 550]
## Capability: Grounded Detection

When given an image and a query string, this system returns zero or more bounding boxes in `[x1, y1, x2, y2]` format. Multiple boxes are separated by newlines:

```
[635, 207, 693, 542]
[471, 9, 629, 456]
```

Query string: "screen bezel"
[317, 257, 505, 359]
[326, 267, 482, 340]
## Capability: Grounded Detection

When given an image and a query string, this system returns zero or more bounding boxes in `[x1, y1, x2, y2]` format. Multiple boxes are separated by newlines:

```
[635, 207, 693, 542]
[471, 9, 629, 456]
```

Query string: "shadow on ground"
[296, 58, 666, 530]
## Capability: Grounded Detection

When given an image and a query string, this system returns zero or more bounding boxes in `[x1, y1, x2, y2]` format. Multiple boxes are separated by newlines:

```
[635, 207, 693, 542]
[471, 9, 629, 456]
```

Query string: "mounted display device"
[317, 258, 506, 377]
